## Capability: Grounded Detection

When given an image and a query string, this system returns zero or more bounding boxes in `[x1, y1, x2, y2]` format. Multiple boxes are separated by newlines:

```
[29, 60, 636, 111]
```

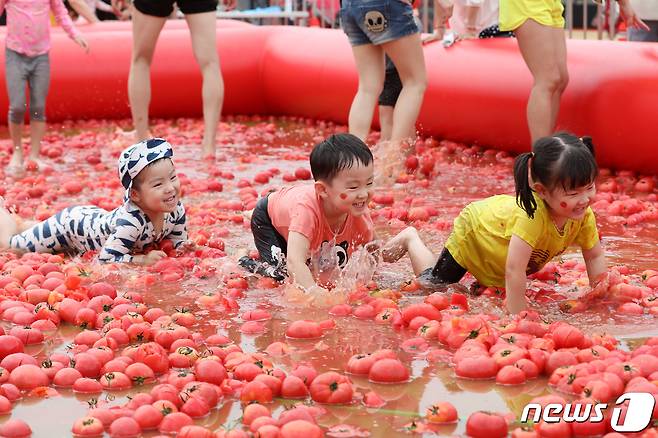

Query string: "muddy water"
[2, 118, 657, 437]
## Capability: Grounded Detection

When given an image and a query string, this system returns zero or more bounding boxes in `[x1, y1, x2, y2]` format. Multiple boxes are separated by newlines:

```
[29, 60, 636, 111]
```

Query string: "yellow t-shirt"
[445, 194, 599, 287]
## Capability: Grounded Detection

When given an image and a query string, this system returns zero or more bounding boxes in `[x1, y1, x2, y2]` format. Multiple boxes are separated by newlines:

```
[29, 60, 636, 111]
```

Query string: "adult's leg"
[185, 11, 223, 157]
[128, 7, 167, 142]
[5, 50, 28, 173]
[27, 54, 51, 164]
[381, 32, 427, 143]
[347, 44, 385, 141]
[378, 105, 394, 141]
[515, 19, 568, 143]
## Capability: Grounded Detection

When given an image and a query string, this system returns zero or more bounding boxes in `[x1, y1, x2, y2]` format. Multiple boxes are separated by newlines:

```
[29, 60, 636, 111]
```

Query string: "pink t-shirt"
[267, 184, 374, 265]
[0, 0, 80, 56]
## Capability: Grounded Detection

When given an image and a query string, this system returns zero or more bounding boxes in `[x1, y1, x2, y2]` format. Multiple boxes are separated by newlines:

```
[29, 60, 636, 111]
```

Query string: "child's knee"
[8, 107, 26, 124]
[30, 107, 46, 122]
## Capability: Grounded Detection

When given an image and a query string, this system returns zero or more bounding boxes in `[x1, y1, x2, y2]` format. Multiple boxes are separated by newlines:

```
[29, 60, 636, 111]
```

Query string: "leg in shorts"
[133, 0, 219, 17]
[418, 247, 467, 286]
[239, 196, 288, 281]
[340, 0, 419, 46]
[378, 56, 403, 107]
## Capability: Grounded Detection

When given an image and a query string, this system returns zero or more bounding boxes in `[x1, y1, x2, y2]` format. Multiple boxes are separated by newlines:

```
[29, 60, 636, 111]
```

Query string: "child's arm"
[99, 219, 166, 266]
[50, 0, 89, 51]
[166, 206, 189, 248]
[95, 0, 114, 12]
[505, 235, 533, 314]
[68, 0, 100, 23]
[582, 241, 606, 286]
[287, 231, 328, 294]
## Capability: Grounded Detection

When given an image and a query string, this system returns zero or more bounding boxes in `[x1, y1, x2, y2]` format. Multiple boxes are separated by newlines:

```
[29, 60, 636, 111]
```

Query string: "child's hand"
[176, 240, 197, 255]
[618, 0, 650, 30]
[135, 250, 167, 266]
[505, 293, 528, 314]
[111, 0, 128, 14]
[75, 35, 89, 53]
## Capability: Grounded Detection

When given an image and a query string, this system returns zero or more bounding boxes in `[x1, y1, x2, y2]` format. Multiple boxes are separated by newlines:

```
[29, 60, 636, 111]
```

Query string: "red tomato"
[368, 358, 409, 383]
[280, 420, 323, 438]
[71, 416, 105, 437]
[0, 419, 32, 438]
[346, 354, 376, 375]
[243, 403, 270, 426]
[455, 355, 499, 380]
[240, 380, 273, 403]
[9, 364, 49, 390]
[285, 320, 323, 339]
[425, 401, 458, 424]
[281, 375, 310, 399]
[177, 425, 215, 438]
[496, 365, 527, 385]
[465, 411, 508, 438]
[309, 371, 353, 404]
[158, 412, 194, 435]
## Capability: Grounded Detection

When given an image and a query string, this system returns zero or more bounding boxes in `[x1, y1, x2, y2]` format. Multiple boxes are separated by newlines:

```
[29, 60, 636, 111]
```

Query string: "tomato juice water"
[1, 117, 657, 436]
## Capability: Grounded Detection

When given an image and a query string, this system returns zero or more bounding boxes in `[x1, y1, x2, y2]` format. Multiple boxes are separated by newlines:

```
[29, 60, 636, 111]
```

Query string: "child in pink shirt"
[240, 133, 375, 295]
[1, 0, 88, 176]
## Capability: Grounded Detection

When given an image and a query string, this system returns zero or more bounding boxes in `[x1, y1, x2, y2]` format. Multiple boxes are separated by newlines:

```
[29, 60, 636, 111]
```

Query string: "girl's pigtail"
[514, 152, 537, 219]
[580, 136, 595, 157]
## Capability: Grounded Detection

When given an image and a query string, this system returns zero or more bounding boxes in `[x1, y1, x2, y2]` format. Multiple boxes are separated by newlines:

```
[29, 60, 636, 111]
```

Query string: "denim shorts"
[341, 0, 419, 46]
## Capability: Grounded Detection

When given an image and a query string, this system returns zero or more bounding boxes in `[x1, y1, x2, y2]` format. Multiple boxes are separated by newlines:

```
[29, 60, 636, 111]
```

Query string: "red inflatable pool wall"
[1, 22, 657, 173]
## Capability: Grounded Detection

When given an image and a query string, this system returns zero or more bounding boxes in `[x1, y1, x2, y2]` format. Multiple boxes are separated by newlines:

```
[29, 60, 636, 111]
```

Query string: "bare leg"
[382, 32, 427, 143]
[347, 44, 385, 141]
[378, 105, 394, 142]
[28, 121, 46, 167]
[382, 227, 436, 276]
[515, 20, 569, 143]
[7, 122, 24, 175]
[185, 11, 223, 158]
[128, 7, 167, 142]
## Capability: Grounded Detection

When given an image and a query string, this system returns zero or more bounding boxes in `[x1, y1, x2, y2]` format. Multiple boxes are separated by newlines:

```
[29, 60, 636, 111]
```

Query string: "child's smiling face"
[536, 181, 597, 222]
[319, 161, 374, 217]
[130, 158, 181, 214]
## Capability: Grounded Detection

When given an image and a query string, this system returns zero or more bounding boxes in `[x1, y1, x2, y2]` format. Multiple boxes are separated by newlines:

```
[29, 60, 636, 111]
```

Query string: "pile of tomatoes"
[1, 117, 658, 437]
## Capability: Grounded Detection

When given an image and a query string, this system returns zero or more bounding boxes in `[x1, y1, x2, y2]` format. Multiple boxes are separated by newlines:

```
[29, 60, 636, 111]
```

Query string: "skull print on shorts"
[364, 10, 387, 33]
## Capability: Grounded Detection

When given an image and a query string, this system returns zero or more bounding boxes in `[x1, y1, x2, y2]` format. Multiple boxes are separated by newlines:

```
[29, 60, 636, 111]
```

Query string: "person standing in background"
[111, 0, 224, 159]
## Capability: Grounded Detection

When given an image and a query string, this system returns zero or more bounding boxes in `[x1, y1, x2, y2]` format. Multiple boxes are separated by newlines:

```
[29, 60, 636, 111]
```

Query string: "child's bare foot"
[0, 198, 19, 249]
[5, 153, 25, 178]
[202, 144, 216, 161]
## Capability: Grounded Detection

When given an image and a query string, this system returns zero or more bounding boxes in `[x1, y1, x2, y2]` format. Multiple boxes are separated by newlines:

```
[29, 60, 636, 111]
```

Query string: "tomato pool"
[1, 117, 657, 437]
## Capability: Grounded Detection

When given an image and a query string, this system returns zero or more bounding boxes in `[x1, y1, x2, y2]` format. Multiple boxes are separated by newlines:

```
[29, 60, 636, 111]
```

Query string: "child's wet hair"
[310, 134, 373, 183]
[514, 132, 599, 218]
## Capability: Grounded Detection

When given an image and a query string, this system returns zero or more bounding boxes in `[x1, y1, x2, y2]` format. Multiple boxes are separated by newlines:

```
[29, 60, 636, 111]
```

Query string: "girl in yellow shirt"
[383, 133, 607, 314]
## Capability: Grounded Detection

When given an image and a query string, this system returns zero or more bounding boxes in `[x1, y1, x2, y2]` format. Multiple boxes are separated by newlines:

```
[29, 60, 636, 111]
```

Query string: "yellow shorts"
[499, 0, 565, 32]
